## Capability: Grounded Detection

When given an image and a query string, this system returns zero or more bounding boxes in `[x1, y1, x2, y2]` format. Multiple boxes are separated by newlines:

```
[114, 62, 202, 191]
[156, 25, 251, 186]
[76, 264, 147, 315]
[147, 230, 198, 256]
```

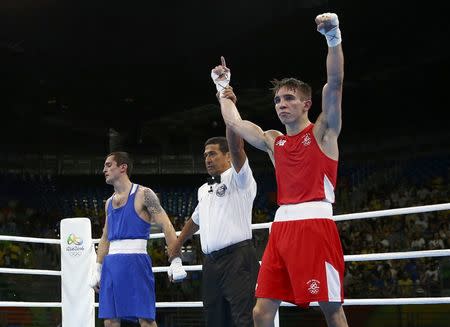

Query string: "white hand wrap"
[89, 263, 102, 289]
[317, 13, 342, 47]
[211, 70, 231, 95]
[167, 257, 187, 282]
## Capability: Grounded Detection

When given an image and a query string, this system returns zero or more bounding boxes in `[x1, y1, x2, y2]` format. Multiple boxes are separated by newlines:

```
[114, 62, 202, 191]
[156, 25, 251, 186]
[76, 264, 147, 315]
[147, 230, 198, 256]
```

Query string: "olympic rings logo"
[307, 279, 321, 294]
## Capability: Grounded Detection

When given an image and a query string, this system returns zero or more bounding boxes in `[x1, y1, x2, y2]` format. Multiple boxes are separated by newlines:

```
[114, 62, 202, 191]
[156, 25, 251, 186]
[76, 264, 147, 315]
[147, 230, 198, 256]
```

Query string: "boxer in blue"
[90, 151, 187, 327]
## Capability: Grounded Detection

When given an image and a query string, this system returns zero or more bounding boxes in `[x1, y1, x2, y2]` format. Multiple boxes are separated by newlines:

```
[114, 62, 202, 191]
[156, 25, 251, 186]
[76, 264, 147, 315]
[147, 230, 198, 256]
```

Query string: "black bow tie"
[207, 175, 221, 185]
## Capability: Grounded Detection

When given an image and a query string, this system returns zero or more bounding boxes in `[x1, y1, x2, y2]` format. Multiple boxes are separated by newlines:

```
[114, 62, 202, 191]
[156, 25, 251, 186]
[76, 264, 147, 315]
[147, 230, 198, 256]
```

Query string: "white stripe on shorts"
[326, 261, 342, 302]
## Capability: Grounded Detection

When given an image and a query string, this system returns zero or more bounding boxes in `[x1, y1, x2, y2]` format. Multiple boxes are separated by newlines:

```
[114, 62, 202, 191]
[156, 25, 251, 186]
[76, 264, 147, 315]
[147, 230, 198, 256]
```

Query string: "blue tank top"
[107, 184, 152, 241]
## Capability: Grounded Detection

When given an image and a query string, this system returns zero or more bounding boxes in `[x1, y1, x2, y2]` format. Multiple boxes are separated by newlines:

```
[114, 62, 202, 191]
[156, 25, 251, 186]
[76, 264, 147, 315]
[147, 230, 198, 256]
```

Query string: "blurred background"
[0, 0, 449, 326]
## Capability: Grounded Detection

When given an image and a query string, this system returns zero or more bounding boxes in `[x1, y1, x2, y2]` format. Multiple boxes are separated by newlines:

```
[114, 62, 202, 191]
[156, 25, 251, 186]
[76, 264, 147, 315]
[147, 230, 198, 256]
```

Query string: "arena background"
[1, 0, 449, 326]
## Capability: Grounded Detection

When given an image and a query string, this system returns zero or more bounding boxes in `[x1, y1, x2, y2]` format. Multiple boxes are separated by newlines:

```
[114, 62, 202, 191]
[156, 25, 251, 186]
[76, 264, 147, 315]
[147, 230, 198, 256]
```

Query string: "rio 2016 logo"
[67, 233, 83, 246]
[66, 233, 85, 257]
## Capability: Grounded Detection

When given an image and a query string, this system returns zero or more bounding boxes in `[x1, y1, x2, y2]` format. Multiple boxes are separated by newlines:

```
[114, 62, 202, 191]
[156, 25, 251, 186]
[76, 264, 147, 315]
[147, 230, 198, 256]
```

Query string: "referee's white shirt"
[191, 158, 257, 254]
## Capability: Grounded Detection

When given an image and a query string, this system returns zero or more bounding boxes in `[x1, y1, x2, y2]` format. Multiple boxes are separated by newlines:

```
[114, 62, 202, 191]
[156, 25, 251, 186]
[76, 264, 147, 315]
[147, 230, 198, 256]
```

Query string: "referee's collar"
[207, 175, 221, 185]
[206, 167, 232, 185]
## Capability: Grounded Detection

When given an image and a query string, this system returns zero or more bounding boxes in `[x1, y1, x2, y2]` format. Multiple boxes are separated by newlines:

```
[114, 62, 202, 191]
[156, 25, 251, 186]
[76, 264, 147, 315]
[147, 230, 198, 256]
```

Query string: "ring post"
[60, 218, 95, 327]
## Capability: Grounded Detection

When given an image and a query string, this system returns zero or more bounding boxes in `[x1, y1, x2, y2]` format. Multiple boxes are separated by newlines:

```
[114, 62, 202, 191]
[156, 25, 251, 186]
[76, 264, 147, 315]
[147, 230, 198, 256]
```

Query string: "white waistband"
[274, 201, 333, 222]
[109, 239, 148, 254]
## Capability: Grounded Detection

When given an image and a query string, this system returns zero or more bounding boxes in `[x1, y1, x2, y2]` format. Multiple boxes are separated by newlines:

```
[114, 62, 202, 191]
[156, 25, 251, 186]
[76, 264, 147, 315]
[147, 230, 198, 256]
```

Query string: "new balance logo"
[276, 139, 287, 146]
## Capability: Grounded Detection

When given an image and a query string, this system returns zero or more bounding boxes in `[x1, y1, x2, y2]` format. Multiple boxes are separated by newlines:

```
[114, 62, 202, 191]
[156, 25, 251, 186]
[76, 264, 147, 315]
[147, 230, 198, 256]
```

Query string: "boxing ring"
[1, 202, 450, 326]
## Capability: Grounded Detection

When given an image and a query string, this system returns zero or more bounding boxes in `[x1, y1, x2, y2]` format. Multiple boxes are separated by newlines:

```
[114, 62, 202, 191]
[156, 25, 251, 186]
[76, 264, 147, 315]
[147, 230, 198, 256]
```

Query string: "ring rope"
[2, 297, 450, 308]
[0, 203, 447, 244]
[0, 235, 60, 244]
[0, 267, 61, 276]
[150, 203, 450, 239]
[2, 248, 449, 276]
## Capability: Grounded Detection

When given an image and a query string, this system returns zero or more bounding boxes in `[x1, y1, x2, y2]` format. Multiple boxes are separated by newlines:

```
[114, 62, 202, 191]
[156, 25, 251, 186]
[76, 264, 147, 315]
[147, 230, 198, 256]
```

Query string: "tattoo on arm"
[143, 188, 163, 215]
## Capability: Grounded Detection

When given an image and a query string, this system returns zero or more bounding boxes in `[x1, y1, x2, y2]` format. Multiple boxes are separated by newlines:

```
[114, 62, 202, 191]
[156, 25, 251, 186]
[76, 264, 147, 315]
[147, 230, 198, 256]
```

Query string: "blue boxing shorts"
[99, 253, 156, 321]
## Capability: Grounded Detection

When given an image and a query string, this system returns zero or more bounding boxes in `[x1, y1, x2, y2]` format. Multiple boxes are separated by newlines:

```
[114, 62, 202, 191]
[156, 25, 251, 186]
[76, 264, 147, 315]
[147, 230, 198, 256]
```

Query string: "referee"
[170, 128, 259, 327]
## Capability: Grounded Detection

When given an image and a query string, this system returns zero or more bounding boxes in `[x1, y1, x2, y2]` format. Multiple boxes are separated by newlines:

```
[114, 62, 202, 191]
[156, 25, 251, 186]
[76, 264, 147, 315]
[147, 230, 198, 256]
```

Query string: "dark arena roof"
[1, 0, 449, 156]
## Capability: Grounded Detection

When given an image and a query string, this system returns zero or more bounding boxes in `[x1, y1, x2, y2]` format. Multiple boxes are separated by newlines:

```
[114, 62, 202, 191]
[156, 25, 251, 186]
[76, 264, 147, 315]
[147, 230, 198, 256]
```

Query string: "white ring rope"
[0, 202, 449, 311]
[344, 249, 450, 262]
[251, 203, 450, 231]
[0, 302, 62, 308]
[156, 297, 450, 307]
[0, 267, 61, 276]
[2, 297, 450, 308]
[0, 235, 60, 244]
[148, 203, 450, 238]
[153, 297, 450, 307]
[1, 203, 447, 245]
[333, 203, 450, 222]
[2, 248, 450, 277]
[155, 249, 450, 273]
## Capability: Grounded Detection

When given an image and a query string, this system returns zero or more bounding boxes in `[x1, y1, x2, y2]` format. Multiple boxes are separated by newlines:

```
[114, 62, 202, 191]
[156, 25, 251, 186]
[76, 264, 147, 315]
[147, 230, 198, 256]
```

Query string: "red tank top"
[274, 123, 338, 205]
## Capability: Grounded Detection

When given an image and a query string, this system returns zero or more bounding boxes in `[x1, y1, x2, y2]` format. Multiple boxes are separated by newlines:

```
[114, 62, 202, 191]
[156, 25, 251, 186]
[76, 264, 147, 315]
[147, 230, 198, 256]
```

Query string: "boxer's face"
[274, 87, 311, 124]
[204, 144, 231, 176]
[103, 155, 127, 184]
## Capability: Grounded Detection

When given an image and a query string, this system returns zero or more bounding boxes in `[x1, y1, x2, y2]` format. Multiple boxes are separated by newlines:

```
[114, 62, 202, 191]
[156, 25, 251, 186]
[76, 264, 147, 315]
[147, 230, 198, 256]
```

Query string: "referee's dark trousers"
[202, 239, 259, 327]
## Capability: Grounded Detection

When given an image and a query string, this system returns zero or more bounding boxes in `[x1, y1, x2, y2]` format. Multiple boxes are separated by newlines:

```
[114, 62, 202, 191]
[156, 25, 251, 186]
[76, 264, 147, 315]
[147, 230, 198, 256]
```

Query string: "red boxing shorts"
[255, 201, 344, 307]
